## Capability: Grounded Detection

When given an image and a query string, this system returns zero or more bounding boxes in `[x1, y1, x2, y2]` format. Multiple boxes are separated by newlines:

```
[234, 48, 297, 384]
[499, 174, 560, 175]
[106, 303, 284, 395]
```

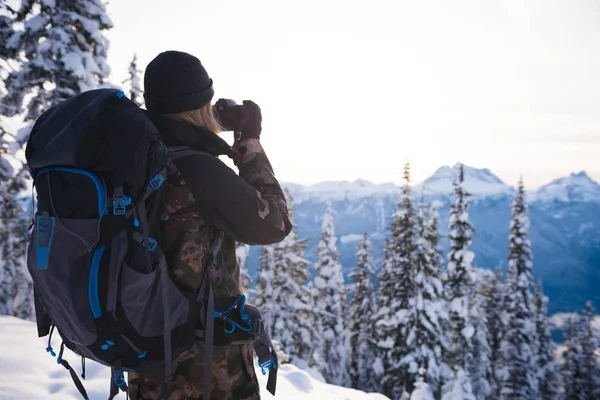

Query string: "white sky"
[104, 0, 600, 188]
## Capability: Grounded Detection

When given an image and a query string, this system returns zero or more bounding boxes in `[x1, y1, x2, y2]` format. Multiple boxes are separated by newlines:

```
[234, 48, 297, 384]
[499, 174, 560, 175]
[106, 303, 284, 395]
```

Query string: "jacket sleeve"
[173, 138, 292, 245]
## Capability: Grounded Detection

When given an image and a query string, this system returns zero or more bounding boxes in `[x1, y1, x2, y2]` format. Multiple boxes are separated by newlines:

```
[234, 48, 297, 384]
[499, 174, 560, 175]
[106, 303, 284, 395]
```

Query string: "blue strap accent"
[213, 295, 253, 334]
[148, 238, 157, 252]
[113, 369, 126, 387]
[133, 218, 140, 227]
[259, 358, 278, 375]
[137, 350, 147, 359]
[112, 195, 131, 216]
[101, 339, 115, 351]
[149, 173, 165, 190]
[36, 214, 55, 270]
[116, 90, 125, 99]
[46, 346, 56, 357]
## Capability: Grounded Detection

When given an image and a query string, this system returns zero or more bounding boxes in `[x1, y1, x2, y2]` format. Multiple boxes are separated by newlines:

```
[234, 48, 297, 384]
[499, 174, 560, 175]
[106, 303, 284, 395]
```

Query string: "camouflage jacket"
[128, 113, 292, 400]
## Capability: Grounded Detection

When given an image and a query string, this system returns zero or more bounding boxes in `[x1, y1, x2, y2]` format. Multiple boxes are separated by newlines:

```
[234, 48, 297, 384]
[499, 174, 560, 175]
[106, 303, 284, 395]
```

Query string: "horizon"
[279, 163, 597, 190]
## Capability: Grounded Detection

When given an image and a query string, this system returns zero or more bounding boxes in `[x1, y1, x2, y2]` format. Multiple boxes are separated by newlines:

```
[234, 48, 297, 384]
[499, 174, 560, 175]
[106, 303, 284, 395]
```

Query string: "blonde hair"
[165, 102, 223, 134]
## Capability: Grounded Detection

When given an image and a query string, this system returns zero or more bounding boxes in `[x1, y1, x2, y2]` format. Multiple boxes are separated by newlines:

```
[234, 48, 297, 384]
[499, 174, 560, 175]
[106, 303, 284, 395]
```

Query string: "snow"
[0, 316, 387, 400]
[530, 171, 600, 203]
[283, 180, 399, 203]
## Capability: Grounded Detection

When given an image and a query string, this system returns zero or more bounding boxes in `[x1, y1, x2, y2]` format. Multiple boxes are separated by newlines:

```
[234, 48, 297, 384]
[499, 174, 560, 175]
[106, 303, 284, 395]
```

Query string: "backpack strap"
[195, 230, 225, 400]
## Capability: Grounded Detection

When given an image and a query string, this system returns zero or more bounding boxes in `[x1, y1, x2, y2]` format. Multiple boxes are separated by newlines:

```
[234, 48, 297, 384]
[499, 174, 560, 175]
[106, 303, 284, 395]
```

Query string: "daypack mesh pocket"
[120, 262, 190, 338]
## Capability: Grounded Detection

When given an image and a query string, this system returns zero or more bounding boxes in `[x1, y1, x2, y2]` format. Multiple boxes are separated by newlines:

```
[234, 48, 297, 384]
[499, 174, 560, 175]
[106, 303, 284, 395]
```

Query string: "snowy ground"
[0, 316, 388, 400]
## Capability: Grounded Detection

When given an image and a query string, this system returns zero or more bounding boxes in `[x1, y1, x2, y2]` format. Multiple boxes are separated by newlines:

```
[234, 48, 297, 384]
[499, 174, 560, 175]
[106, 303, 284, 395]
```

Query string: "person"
[127, 50, 292, 400]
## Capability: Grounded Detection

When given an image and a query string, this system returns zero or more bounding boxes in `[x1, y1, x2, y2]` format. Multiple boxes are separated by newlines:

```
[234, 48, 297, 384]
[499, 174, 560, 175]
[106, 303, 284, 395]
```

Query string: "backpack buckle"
[112, 195, 131, 216]
[147, 238, 158, 252]
[113, 369, 126, 387]
[149, 173, 165, 190]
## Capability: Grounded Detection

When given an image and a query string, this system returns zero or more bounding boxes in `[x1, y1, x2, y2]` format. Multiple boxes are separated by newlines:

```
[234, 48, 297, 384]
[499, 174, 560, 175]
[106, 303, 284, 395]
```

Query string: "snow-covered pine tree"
[271, 224, 315, 364]
[314, 206, 350, 386]
[401, 199, 450, 394]
[480, 268, 505, 399]
[469, 273, 492, 399]
[374, 161, 417, 399]
[562, 317, 583, 400]
[255, 245, 276, 337]
[444, 163, 476, 386]
[123, 54, 144, 107]
[0, 5, 33, 319]
[533, 281, 559, 400]
[578, 301, 600, 399]
[2, 0, 112, 138]
[236, 243, 252, 298]
[348, 233, 377, 391]
[269, 189, 317, 365]
[500, 177, 539, 400]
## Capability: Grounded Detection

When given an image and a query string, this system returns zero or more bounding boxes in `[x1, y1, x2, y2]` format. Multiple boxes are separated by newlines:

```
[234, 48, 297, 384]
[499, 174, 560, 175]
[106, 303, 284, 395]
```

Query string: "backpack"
[25, 88, 278, 400]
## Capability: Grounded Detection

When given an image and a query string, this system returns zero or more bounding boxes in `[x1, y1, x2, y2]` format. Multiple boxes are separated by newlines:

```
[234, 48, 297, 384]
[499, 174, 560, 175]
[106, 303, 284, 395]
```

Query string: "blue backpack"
[26, 88, 278, 400]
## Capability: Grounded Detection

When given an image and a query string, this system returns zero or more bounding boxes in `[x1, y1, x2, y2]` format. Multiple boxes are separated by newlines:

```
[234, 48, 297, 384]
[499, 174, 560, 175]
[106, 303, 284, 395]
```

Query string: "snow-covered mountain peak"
[531, 171, 600, 203]
[414, 163, 513, 197]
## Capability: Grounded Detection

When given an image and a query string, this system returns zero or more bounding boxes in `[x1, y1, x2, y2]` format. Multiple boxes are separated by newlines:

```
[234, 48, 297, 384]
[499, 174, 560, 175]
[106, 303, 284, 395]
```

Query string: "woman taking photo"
[128, 50, 292, 400]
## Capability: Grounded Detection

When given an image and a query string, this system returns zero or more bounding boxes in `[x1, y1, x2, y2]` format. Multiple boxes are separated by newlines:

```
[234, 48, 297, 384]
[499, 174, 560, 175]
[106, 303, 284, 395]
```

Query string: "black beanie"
[143, 51, 214, 114]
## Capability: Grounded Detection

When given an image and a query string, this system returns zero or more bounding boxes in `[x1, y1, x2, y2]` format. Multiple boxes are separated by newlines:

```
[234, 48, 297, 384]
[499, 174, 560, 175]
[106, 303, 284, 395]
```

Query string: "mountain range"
[245, 164, 600, 315]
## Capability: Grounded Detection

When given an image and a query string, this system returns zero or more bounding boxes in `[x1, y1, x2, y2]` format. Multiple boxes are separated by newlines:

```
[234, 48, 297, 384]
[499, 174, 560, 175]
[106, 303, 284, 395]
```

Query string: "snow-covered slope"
[413, 164, 513, 198]
[0, 317, 387, 400]
[530, 171, 600, 203]
[288, 179, 399, 203]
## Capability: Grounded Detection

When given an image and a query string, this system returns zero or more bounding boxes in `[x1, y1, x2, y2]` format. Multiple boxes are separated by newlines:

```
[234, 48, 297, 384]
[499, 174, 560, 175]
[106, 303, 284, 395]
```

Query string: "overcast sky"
[105, 0, 600, 188]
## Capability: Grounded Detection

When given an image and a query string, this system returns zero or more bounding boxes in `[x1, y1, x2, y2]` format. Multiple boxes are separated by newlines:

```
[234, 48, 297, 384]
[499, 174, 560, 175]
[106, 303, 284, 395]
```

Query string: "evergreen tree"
[236, 243, 252, 298]
[500, 177, 538, 400]
[314, 206, 349, 386]
[444, 164, 476, 377]
[533, 282, 559, 400]
[268, 190, 316, 365]
[563, 301, 600, 400]
[469, 274, 492, 399]
[402, 199, 450, 393]
[480, 268, 505, 399]
[1, 0, 112, 135]
[255, 245, 276, 337]
[374, 161, 417, 399]
[578, 301, 600, 399]
[123, 54, 143, 107]
[348, 233, 377, 391]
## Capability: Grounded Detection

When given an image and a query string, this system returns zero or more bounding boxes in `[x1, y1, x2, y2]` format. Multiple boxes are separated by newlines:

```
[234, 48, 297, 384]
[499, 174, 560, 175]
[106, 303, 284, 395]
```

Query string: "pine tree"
[480, 268, 505, 399]
[561, 304, 599, 400]
[255, 245, 276, 337]
[469, 274, 492, 399]
[578, 301, 600, 399]
[236, 243, 252, 298]
[123, 54, 143, 107]
[500, 177, 539, 400]
[348, 233, 377, 391]
[374, 162, 417, 399]
[2, 0, 112, 130]
[401, 199, 451, 393]
[314, 206, 350, 386]
[267, 190, 317, 365]
[533, 282, 559, 400]
[444, 164, 476, 378]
